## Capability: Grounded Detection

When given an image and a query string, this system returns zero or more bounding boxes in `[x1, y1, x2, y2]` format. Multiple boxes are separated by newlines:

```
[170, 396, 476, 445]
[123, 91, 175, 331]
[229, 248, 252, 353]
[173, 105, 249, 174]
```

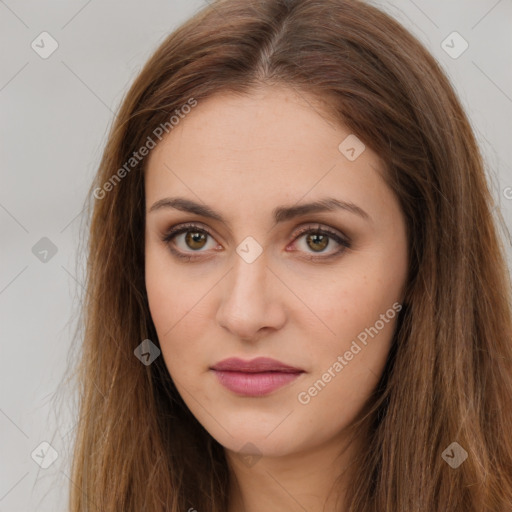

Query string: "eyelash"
[161, 222, 351, 262]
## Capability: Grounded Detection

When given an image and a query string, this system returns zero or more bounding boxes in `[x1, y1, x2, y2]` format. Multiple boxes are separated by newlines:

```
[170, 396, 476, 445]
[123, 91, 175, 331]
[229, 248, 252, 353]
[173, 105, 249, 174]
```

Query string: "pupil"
[307, 233, 328, 252]
[186, 231, 206, 250]
[183, 231, 329, 252]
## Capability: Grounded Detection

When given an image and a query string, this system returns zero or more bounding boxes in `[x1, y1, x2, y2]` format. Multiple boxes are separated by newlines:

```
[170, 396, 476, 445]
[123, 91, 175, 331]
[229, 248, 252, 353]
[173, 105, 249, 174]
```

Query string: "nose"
[215, 249, 287, 342]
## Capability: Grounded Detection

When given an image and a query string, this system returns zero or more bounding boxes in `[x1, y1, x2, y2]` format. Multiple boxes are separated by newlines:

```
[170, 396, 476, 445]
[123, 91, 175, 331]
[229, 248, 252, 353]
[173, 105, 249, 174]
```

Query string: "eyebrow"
[147, 196, 371, 225]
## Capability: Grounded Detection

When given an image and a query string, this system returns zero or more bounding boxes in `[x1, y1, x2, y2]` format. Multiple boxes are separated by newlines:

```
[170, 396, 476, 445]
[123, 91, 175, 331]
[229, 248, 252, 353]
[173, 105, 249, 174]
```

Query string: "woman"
[67, 0, 512, 510]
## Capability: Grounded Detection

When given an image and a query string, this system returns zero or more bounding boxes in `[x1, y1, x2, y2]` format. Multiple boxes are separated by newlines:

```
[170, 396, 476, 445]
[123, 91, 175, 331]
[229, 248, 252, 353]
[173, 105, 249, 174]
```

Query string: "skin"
[144, 85, 409, 512]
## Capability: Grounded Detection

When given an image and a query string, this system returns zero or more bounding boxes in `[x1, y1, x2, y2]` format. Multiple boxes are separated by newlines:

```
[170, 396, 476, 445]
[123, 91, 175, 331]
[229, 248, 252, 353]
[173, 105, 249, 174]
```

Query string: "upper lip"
[210, 357, 304, 373]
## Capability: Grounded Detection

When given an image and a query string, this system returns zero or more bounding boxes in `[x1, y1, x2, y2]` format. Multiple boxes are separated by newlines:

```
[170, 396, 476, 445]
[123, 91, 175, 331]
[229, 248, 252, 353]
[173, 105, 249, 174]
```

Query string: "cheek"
[293, 250, 405, 409]
[295, 298, 399, 437]
[145, 249, 176, 330]
[323, 242, 407, 341]
[145, 248, 215, 380]
[296, 269, 402, 356]
[145, 244, 200, 327]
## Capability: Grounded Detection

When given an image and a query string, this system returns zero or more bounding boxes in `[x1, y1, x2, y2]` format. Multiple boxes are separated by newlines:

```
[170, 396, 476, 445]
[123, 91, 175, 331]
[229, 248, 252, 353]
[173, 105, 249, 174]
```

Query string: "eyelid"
[161, 222, 219, 261]
[292, 223, 350, 244]
[289, 223, 351, 260]
[161, 221, 351, 260]
[162, 222, 216, 244]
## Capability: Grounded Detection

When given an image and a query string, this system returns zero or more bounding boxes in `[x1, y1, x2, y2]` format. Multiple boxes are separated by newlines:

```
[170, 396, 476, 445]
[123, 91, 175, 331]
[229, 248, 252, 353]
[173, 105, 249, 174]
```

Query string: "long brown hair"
[64, 0, 512, 510]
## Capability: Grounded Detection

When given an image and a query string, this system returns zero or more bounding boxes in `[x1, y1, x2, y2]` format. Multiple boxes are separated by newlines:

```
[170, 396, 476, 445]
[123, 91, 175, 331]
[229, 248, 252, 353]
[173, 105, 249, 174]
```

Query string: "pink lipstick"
[210, 357, 304, 397]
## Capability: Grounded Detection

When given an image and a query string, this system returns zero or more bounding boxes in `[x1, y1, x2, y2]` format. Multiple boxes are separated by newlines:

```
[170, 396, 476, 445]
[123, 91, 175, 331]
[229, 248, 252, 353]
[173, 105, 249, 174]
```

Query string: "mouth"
[210, 357, 305, 397]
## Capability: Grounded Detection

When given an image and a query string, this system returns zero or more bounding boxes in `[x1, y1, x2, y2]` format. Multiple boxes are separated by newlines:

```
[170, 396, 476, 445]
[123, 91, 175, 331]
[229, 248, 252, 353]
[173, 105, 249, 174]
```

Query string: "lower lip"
[211, 370, 303, 396]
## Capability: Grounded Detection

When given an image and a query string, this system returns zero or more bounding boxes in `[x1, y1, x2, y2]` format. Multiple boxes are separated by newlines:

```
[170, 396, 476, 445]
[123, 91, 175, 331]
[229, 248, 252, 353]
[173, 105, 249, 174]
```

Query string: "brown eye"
[162, 223, 218, 260]
[185, 231, 208, 250]
[162, 222, 351, 262]
[292, 225, 351, 259]
[305, 233, 329, 252]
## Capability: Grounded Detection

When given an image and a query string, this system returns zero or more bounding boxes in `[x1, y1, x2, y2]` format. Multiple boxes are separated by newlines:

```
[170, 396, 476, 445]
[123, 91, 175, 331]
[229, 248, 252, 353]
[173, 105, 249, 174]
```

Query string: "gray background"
[1, 1, 511, 510]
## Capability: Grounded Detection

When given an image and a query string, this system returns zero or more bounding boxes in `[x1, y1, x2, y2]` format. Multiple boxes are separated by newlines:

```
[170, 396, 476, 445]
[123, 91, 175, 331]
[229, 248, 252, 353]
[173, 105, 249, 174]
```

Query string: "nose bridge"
[216, 246, 285, 339]
[226, 247, 270, 308]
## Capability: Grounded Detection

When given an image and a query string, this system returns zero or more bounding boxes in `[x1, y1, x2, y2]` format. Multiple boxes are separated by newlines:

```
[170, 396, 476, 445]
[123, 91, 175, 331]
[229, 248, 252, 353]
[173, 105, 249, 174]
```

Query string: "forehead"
[147, 87, 345, 162]
[144, 86, 391, 223]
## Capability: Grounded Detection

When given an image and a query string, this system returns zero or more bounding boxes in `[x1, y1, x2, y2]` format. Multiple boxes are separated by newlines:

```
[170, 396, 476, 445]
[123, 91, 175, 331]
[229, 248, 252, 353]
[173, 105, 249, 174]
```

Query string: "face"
[144, 86, 408, 461]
